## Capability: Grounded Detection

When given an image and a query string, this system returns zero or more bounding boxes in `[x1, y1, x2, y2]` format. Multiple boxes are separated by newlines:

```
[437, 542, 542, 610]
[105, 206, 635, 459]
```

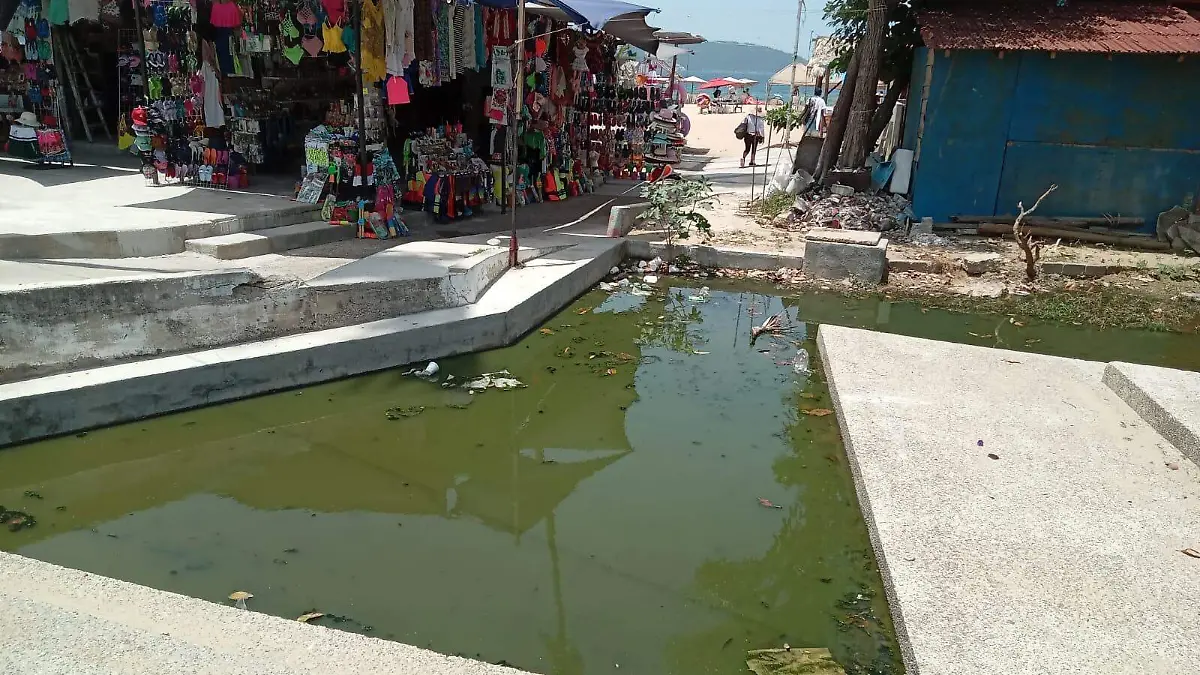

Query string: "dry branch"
[1013, 185, 1058, 281]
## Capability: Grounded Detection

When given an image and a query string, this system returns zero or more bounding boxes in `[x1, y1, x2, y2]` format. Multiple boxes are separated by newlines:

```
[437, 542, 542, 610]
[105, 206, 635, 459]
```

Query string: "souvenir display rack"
[2, 0, 73, 166]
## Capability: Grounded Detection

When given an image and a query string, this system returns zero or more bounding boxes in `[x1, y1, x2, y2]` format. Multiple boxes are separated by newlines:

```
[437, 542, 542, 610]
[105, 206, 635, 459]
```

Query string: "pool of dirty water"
[3, 278, 1198, 675]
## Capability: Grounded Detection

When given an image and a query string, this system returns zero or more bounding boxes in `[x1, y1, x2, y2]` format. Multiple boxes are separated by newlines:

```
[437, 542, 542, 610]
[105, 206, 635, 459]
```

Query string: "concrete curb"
[816, 326, 919, 673]
[185, 219, 353, 259]
[0, 239, 622, 447]
[1102, 361, 1200, 467]
[606, 202, 650, 237]
[625, 239, 805, 270]
[0, 269, 258, 320]
[0, 203, 321, 260]
[0, 552, 532, 675]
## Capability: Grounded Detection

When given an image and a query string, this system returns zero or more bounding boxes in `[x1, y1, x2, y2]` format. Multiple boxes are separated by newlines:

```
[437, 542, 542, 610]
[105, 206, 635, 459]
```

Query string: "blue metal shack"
[901, 1, 1200, 229]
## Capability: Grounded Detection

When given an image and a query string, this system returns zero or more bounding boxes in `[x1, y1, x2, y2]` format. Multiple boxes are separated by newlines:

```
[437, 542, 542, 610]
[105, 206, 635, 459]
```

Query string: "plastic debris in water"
[793, 348, 810, 375]
[688, 286, 711, 302]
[757, 498, 783, 509]
[228, 591, 253, 610]
[402, 362, 440, 379]
[463, 370, 527, 392]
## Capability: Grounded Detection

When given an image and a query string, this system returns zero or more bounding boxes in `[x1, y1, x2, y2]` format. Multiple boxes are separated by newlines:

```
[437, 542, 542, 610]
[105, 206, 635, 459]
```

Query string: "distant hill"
[681, 41, 802, 80]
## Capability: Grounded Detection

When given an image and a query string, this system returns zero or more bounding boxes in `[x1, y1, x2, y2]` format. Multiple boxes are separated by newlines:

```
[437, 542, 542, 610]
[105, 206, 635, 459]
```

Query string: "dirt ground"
[639, 117, 1200, 332]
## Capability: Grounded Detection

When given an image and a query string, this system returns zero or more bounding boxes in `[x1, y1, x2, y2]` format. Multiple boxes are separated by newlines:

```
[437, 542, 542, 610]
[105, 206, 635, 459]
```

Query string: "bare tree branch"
[1013, 184, 1058, 281]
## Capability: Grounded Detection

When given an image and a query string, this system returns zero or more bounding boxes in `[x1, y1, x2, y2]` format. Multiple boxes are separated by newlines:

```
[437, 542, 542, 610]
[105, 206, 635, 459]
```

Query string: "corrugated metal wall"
[905, 48, 1200, 228]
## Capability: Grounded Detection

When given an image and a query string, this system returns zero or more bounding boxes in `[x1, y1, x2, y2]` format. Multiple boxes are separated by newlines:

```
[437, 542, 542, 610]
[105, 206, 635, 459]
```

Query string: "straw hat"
[16, 111, 40, 128]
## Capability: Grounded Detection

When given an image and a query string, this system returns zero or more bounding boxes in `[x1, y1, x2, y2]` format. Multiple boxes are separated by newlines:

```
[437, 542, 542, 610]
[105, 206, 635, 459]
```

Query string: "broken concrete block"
[830, 184, 854, 197]
[1157, 206, 1189, 242]
[961, 252, 1003, 275]
[806, 228, 882, 246]
[803, 228, 888, 284]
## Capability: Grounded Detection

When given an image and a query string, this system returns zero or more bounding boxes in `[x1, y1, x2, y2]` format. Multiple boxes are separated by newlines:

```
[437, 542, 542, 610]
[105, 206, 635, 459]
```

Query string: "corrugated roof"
[919, 2, 1200, 53]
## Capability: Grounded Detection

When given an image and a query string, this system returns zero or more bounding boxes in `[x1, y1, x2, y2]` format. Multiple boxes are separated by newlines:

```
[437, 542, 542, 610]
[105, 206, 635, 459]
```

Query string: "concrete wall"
[905, 49, 1200, 229]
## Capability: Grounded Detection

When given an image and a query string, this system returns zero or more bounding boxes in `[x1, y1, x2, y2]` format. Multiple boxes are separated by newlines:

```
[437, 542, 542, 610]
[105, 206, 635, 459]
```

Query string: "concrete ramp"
[818, 326, 1200, 675]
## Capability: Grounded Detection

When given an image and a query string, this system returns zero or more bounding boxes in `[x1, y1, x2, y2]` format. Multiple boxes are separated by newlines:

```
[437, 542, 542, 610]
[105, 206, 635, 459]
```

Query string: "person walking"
[804, 87, 828, 137]
[740, 105, 766, 168]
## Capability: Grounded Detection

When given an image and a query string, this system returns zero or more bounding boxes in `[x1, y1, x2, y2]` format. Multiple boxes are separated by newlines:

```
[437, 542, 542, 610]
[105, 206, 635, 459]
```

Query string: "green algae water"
[3, 279, 1198, 675]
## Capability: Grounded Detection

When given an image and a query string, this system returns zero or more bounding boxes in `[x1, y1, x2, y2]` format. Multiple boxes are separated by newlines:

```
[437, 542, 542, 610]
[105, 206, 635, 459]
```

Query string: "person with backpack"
[736, 106, 766, 168]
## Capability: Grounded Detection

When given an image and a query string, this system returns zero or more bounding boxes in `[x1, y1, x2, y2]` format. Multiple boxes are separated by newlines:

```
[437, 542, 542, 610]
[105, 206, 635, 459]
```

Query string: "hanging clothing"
[322, 21, 347, 53]
[436, 1, 451, 83]
[412, 0, 434, 62]
[452, 4, 466, 75]
[383, 0, 415, 75]
[321, 0, 346, 26]
[47, 0, 69, 24]
[360, 0, 387, 82]
[209, 0, 242, 28]
[474, 4, 486, 70]
[67, 0, 99, 24]
[461, 4, 475, 71]
[200, 61, 225, 128]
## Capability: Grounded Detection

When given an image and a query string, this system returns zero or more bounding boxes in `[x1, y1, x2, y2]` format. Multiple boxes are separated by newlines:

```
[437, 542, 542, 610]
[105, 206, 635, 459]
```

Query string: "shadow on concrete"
[16, 258, 211, 275]
[0, 155, 137, 187]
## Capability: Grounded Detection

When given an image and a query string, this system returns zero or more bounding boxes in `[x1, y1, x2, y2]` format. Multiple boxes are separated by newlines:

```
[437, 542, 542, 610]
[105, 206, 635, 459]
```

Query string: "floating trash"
[228, 591, 253, 610]
[385, 406, 425, 420]
[0, 507, 36, 532]
[463, 370, 527, 392]
[792, 348, 811, 375]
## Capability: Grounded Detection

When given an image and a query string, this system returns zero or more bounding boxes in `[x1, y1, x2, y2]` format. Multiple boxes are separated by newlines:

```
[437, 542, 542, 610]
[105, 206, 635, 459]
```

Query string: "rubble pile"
[1157, 206, 1200, 255]
[789, 192, 913, 232]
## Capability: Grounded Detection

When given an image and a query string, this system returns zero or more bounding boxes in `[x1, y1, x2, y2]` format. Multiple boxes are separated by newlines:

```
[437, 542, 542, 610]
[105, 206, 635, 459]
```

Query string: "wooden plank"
[975, 223, 1170, 250]
[951, 215, 1144, 227]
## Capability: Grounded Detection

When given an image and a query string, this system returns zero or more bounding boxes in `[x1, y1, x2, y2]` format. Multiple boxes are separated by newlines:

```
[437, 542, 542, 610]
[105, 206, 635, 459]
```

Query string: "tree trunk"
[814, 47, 860, 183]
[838, 0, 887, 168]
[866, 67, 911, 152]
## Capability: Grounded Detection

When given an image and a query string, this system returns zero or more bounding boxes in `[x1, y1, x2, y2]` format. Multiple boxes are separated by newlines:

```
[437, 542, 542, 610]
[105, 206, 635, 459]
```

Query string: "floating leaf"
[968, 332, 987, 338]
[297, 612, 325, 623]
[539, 328, 554, 335]
[802, 408, 833, 417]
[228, 591, 253, 601]
[559, 347, 573, 358]
[577, 307, 591, 315]
[604, 368, 617, 376]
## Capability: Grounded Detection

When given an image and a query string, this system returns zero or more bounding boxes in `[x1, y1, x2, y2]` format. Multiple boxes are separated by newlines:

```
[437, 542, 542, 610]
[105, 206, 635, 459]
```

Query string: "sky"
[647, 0, 833, 56]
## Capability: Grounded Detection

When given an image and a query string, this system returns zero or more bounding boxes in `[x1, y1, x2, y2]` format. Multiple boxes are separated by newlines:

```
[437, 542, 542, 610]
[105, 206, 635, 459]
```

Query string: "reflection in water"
[6, 281, 1189, 673]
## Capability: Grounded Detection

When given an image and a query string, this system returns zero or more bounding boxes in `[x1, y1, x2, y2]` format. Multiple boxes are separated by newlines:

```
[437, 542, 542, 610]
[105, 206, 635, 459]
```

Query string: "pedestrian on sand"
[741, 105, 766, 168]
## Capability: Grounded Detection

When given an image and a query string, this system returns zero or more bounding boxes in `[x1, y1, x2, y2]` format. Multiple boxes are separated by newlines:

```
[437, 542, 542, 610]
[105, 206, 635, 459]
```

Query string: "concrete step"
[186, 221, 354, 259]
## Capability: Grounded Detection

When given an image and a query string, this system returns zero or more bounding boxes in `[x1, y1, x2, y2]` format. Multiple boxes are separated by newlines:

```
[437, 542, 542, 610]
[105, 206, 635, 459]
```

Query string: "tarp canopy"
[518, 0, 663, 54]
[768, 62, 819, 87]
[548, 0, 657, 30]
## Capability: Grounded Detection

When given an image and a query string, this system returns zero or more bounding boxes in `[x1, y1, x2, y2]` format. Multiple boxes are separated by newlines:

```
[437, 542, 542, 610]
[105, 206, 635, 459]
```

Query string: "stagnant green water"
[3, 280, 1198, 675]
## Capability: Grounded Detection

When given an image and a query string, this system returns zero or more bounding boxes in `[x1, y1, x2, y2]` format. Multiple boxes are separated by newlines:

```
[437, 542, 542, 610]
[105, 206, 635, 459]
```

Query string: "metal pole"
[354, 0, 367, 170]
[509, 0, 527, 268]
[781, 0, 804, 153]
[667, 55, 678, 105]
[761, 121, 773, 197]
